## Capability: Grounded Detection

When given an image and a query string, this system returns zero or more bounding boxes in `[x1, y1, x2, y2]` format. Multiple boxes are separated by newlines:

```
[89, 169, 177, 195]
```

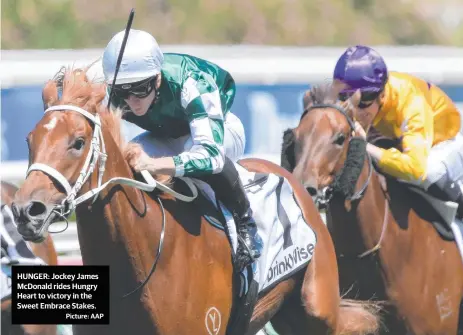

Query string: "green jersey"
[111, 53, 237, 177]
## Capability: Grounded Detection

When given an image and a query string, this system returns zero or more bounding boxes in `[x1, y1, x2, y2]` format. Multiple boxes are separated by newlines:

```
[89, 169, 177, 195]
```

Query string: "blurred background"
[2, 2, 463, 332]
[3, 0, 463, 47]
[4, 0, 463, 169]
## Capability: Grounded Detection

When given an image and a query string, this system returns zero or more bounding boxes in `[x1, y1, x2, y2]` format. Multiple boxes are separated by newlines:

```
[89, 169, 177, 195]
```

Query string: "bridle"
[301, 103, 388, 258]
[26, 104, 199, 297]
[301, 103, 373, 207]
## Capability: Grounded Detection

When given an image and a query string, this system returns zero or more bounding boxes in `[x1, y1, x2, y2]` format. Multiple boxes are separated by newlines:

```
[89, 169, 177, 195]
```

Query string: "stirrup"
[237, 235, 257, 262]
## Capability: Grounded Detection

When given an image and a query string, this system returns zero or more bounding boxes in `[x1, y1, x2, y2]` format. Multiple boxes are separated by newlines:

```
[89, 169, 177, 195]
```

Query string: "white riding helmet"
[103, 29, 164, 85]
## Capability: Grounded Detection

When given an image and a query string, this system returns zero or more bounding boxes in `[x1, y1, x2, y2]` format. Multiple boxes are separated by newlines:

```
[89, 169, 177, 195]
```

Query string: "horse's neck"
[74, 127, 168, 332]
[75, 129, 152, 265]
[328, 156, 387, 255]
[357, 163, 390, 250]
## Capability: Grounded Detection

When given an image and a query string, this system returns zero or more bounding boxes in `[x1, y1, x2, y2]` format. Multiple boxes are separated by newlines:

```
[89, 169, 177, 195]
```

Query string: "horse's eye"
[72, 138, 85, 151]
[333, 133, 346, 146]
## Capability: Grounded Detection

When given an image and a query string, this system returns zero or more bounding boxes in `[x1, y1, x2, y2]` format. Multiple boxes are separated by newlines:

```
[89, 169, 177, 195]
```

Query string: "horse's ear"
[350, 90, 362, 108]
[344, 89, 361, 119]
[302, 89, 312, 110]
[90, 84, 107, 110]
[281, 128, 296, 172]
[331, 80, 347, 99]
[326, 81, 341, 103]
[42, 80, 59, 109]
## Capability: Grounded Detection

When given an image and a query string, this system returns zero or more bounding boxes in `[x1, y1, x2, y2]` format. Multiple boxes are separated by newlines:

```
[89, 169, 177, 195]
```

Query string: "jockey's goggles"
[112, 77, 156, 100]
[339, 90, 380, 109]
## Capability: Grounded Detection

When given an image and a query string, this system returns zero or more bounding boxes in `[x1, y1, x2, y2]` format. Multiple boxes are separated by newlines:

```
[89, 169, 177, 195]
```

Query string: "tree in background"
[1, 0, 461, 49]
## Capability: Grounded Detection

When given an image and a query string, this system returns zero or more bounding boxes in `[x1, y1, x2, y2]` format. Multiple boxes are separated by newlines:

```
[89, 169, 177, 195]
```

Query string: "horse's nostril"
[27, 201, 47, 218]
[306, 187, 318, 197]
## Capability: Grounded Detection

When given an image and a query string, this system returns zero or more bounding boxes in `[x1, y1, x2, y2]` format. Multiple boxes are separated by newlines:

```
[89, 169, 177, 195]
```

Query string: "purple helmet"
[333, 45, 388, 94]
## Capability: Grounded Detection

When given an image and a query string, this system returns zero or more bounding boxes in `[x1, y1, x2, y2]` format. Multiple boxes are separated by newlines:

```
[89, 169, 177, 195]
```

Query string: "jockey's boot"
[198, 157, 263, 272]
[231, 195, 263, 273]
[456, 197, 463, 221]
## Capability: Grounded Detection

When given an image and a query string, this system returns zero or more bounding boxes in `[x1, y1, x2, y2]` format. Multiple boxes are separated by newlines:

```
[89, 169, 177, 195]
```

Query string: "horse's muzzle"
[305, 186, 332, 210]
[11, 200, 54, 242]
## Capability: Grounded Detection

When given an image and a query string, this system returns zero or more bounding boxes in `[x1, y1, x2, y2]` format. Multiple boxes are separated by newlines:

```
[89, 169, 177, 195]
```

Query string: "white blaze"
[44, 117, 57, 130]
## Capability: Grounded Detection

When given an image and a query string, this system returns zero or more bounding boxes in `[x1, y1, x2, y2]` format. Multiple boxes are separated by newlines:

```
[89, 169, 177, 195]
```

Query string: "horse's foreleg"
[296, 224, 341, 334]
[268, 259, 337, 335]
[248, 279, 297, 335]
[29, 235, 58, 265]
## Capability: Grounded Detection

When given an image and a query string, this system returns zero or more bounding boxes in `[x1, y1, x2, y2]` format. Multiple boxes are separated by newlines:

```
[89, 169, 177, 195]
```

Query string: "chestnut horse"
[280, 84, 463, 334]
[1, 180, 59, 335]
[10, 67, 381, 335]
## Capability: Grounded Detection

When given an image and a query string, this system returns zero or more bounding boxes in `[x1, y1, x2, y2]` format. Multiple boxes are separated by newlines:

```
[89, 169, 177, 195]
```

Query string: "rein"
[303, 103, 388, 258]
[27, 104, 199, 298]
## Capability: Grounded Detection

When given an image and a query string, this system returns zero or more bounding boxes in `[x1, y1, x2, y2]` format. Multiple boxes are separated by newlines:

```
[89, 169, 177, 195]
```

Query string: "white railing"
[1, 161, 28, 181]
[3, 46, 463, 87]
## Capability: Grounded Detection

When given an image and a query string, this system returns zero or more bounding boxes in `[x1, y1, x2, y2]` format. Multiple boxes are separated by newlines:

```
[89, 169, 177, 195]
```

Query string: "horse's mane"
[43, 65, 172, 186]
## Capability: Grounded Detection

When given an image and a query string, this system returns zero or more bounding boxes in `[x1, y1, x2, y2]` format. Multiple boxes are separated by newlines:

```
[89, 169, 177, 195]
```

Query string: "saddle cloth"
[1, 206, 14, 301]
[0, 269, 11, 301]
[189, 162, 317, 294]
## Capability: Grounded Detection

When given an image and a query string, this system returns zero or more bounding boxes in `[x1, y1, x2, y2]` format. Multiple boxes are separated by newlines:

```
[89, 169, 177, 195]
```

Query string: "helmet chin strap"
[151, 74, 162, 105]
[152, 90, 161, 105]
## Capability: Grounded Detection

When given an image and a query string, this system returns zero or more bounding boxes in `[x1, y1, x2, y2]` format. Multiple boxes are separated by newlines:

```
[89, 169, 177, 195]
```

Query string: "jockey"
[333, 45, 463, 219]
[102, 29, 262, 272]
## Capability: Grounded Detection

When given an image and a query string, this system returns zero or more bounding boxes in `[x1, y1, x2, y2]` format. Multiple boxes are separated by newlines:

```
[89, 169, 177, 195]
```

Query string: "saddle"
[403, 183, 460, 241]
[367, 129, 463, 242]
[140, 175, 260, 335]
[391, 181, 463, 264]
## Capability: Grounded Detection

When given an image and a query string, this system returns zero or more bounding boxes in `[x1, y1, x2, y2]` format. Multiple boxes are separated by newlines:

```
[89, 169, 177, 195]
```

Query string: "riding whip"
[106, 8, 135, 110]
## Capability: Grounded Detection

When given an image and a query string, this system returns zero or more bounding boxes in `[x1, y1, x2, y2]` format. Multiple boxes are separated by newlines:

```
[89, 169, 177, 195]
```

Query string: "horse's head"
[281, 83, 367, 207]
[11, 67, 110, 242]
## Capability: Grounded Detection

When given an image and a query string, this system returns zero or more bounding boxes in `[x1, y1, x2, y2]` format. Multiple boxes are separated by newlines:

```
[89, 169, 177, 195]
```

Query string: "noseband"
[301, 103, 373, 208]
